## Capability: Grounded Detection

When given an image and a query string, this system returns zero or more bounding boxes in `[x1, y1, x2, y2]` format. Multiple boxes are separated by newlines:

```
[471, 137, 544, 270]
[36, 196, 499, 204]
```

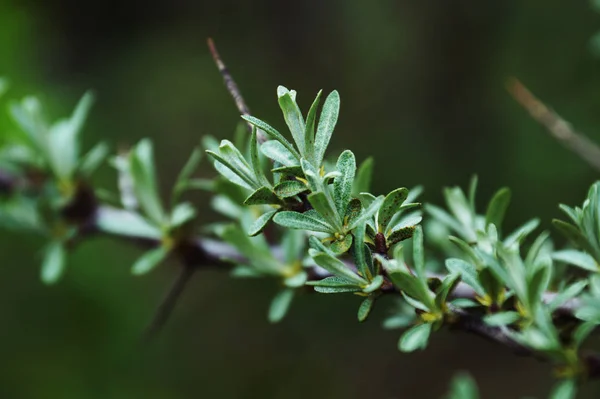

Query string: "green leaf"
[131, 246, 169, 275]
[504, 218, 540, 248]
[278, 86, 306, 156]
[312, 252, 367, 286]
[244, 186, 282, 206]
[485, 187, 511, 230]
[448, 236, 481, 267]
[378, 188, 409, 232]
[388, 271, 434, 309]
[552, 249, 599, 272]
[47, 92, 95, 179]
[549, 379, 576, 399]
[304, 90, 322, 163]
[413, 225, 425, 278]
[446, 373, 479, 399]
[333, 150, 356, 217]
[445, 258, 485, 296]
[444, 187, 474, 232]
[212, 159, 253, 190]
[271, 165, 304, 177]
[129, 139, 166, 225]
[363, 275, 384, 293]
[242, 115, 300, 160]
[483, 311, 520, 326]
[527, 262, 551, 311]
[353, 221, 370, 279]
[387, 226, 416, 246]
[347, 195, 385, 230]
[330, 234, 353, 254]
[41, 241, 66, 284]
[284, 271, 307, 288]
[424, 204, 464, 234]
[353, 157, 374, 195]
[435, 273, 461, 308]
[301, 158, 322, 191]
[552, 219, 594, 255]
[170, 202, 196, 227]
[261, 140, 298, 167]
[249, 127, 269, 187]
[248, 209, 278, 237]
[548, 280, 587, 312]
[273, 211, 332, 233]
[79, 142, 109, 177]
[307, 275, 361, 289]
[274, 180, 307, 198]
[96, 207, 162, 240]
[398, 323, 432, 352]
[308, 191, 342, 231]
[358, 296, 375, 322]
[268, 288, 295, 323]
[172, 147, 203, 203]
[314, 90, 340, 166]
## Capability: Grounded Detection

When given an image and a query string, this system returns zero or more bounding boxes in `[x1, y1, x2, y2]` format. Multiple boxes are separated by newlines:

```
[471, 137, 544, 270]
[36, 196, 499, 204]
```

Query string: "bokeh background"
[2, 1, 600, 398]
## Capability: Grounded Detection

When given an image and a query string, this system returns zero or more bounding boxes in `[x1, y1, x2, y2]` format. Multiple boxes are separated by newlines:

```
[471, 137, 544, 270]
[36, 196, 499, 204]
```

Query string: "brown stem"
[507, 78, 600, 172]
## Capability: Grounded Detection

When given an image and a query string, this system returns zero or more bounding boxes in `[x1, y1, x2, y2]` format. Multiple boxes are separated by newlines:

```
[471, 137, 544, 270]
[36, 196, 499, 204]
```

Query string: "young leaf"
[398, 323, 432, 352]
[549, 379, 576, 399]
[552, 249, 599, 272]
[248, 209, 278, 237]
[304, 90, 322, 163]
[445, 258, 485, 296]
[330, 234, 353, 254]
[278, 86, 306, 156]
[244, 186, 282, 206]
[413, 226, 425, 278]
[358, 295, 375, 322]
[312, 252, 367, 286]
[446, 373, 479, 399]
[353, 221, 370, 279]
[41, 241, 66, 284]
[242, 115, 300, 160]
[79, 142, 109, 177]
[333, 150, 356, 217]
[96, 207, 162, 240]
[261, 140, 298, 167]
[131, 246, 169, 275]
[273, 211, 332, 233]
[306, 275, 361, 290]
[170, 202, 197, 227]
[347, 195, 385, 230]
[503, 218, 540, 248]
[378, 188, 409, 232]
[308, 191, 342, 231]
[548, 280, 587, 312]
[483, 311, 521, 326]
[274, 180, 307, 198]
[363, 275, 384, 293]
[268, 288, 295, 323]
[129, 140, 166, 225]
[249, 127, 269, 187]
[314, 90, 340, 166]
[485, 187, 511, 230]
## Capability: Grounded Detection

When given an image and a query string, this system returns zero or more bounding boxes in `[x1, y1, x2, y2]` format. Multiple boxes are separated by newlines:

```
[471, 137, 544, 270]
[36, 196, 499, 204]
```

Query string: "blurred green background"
[2, 0, 600, 398]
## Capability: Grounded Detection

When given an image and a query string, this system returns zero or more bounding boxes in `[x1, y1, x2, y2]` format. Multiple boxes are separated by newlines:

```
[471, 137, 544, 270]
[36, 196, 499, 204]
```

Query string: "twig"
[207, 38, 258, 137]
[141, 265, 195, 342]
[507, 78, 600, 172]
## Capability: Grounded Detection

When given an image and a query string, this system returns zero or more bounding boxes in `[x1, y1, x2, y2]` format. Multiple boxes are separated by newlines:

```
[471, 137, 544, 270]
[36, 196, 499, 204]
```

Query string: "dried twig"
[507, 78, 600, 172]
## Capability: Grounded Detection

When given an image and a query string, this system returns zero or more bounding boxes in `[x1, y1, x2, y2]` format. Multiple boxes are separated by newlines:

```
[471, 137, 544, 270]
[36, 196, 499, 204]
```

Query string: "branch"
[207, 38, 258, 137]
[507, 78, 600, 172]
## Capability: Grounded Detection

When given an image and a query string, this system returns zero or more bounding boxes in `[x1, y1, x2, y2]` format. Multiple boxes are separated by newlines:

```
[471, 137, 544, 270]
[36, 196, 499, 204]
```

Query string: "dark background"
[1, 1, 600, 398]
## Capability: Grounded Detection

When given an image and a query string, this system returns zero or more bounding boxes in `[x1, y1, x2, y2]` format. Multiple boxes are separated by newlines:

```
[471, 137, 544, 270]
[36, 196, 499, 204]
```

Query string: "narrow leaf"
[552, 249, 598, 272]
[244, 186, 282, 206]
[314, 90, 339, 165]
[399, 323, 432, 352]
[312, 252, 367, 286]
[378, 187, 409, 232]
[273, 211, 332, 233]
[41, 241, 66, 284]
[485, 187, 511, 230]
[333, 150, 356, 217]
[268, 288, 295, 323]
[248, 209, 278, 236]
[358, 296, 375, 322]
[274, 180, 307, 198]
[242, 115, 300, 160]
[278, 87, 306, 155]
[304, 90, 322, 162]
[131, 246, 169, 275]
